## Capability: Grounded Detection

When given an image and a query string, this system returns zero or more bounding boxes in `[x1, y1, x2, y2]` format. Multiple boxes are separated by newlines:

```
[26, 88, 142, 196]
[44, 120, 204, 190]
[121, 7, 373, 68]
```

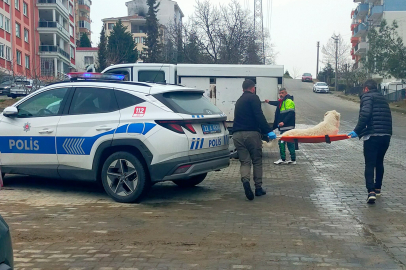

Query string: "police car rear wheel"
[173, 173, 207, 188]
[101, 151, 147, 203]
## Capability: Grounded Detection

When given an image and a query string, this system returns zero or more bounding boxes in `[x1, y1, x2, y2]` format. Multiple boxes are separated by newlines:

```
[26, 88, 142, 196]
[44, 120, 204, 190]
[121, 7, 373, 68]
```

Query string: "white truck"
[102, 63, 284, 129]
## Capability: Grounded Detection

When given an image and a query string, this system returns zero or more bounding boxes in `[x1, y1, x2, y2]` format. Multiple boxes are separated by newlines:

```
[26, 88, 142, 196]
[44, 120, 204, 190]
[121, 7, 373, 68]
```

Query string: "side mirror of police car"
[3, 106, 18, 117]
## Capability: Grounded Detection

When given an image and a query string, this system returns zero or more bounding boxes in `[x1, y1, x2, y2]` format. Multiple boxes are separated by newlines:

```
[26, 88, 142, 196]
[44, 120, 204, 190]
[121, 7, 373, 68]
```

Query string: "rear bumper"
[150, 149, 230, 182]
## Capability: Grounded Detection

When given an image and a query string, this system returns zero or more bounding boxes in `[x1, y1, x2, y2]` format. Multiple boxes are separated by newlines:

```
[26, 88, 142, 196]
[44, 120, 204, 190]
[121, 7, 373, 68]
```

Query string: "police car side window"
[17, 88, 68, 118]
[115, 90, 145, 109]
[69, 88, 118, 115]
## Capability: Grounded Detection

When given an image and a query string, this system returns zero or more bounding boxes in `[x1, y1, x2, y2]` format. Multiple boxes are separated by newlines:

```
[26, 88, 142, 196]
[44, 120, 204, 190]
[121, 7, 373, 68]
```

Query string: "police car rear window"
[115, 90, 145, 109]
[154, 92, 222, 115]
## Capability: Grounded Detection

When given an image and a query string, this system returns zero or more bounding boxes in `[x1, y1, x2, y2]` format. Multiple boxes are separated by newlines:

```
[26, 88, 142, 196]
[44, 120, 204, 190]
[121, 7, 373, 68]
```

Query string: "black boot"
[255, 187, 266, 196]
[242, 181, 254, 201]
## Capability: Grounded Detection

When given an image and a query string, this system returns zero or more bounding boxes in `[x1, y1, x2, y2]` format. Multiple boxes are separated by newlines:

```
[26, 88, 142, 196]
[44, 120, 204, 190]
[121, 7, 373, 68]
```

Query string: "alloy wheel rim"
[106, 159, 138, 197]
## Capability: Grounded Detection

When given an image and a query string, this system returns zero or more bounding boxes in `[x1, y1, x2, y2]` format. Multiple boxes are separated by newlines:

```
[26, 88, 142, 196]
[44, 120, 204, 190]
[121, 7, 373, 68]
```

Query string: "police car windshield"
[154, 92, 222, 115]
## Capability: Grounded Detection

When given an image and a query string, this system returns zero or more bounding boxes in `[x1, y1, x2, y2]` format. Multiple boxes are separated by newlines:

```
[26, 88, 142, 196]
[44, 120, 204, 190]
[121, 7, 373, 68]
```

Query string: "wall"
[75, 49, 98, 71]
[382, 11, 406, 45]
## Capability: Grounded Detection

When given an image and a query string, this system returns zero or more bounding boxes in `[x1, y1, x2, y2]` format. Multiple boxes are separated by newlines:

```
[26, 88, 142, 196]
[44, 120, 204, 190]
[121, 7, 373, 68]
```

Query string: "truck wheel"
[173, 173, 207, 188]
[101, 151, 148, 203]
[11, 94, 17, 99]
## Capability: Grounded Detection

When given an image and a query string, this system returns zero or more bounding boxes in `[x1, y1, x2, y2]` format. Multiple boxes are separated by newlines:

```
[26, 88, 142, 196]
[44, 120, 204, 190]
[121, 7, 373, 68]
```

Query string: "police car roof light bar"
[67, 72, 125, 81]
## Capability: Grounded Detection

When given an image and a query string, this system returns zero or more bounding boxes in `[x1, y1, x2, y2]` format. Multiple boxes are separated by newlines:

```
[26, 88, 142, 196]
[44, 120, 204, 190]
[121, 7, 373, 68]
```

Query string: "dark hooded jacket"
[354, 89, 392, 138]
[268, 94, 295, 132]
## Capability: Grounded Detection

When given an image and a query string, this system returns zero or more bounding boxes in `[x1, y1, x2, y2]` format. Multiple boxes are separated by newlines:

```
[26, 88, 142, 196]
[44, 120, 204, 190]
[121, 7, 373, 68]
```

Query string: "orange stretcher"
[279, 134, 350, 150]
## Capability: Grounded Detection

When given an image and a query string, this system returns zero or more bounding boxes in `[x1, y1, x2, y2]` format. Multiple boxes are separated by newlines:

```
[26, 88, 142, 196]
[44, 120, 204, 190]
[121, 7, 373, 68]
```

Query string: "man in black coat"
[233, 79, 276, 200]
[348, 79, 392, 204]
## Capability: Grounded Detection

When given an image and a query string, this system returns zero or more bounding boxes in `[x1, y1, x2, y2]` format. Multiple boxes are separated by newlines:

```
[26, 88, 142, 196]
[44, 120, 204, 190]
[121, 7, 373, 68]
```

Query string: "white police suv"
[0, 73, 230, 203]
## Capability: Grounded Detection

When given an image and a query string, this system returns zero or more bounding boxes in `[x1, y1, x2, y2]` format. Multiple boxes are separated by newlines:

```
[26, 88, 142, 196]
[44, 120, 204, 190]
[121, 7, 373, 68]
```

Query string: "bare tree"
[292, 66, 301, 79]
[322, 34, 351, 70]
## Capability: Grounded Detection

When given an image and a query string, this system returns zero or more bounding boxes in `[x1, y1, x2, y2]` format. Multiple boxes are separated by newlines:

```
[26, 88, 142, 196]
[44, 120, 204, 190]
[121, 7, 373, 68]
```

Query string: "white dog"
[262, 110, 341, 149]
[282, 110, 341, 137]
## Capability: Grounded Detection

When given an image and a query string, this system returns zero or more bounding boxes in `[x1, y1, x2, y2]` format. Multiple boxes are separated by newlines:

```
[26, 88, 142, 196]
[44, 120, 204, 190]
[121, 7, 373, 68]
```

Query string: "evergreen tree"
[97, 27, 108, 72]
[244, 39, 262, 64]
[108, 20, 138, 64]
[144, 0, 162, 63]
[79, 33, 92, 47]
[184, 32, 202, 64]
[283, 71, 292, 79]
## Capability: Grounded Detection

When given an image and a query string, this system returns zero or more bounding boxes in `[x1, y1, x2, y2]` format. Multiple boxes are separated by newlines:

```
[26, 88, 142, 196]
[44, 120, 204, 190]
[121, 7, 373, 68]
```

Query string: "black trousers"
[363, 136, 391, 192]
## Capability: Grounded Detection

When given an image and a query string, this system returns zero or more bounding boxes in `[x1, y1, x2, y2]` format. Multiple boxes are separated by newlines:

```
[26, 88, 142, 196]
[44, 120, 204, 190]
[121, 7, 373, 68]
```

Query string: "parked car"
[8, 79, 47, 99]
[0, 215, 13, 270]
[302, 73, 313, 82]
[0, 73, 230, 203]
[0, 81, 13, 96]
[313, 82, 330, 93]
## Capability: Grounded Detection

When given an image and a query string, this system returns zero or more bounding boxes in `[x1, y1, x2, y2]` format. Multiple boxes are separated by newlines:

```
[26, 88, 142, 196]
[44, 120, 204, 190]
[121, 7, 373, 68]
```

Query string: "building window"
[0, 14, 3, 29]
[5, 18, 10, 33]
[24, 29, 29, 43]
[0, 44, 4, 58]
[6, 46, 11, 61]
[23, 2, 27, 16]
[69, 4, 73, 15]
[25, 55, 29, 69]
[134, 37, 140, 44]
[4, 0, 10, 5]
[108, 23, 114, 30]
[79, 21, 91, 31]
[16, 23, 21, 38]
[84, 56, 94, 65]
[70, 47, 74, 59]
[141, 37, 145, 44]
[16, 51, 22, 65]
[15, 0, 19, 10]
[69, 25, 74, 36]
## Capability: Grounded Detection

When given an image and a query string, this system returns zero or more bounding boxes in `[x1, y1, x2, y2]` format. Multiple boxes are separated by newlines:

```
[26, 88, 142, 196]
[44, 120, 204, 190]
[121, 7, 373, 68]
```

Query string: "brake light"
[184, 123, 196, 134]
[156, 120, 185, 134]
[173, 165, 192, 174]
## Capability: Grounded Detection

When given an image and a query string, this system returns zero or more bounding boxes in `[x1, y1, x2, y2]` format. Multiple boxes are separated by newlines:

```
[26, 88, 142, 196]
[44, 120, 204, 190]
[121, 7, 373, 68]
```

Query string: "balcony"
[38, 21, 70, 40]
[354, 42, 368, 55]
[354, 23, 367, 37]
[369, 5, 383, 21]
[37, 0, 69, 18]
[39, 45, 70, 61]
[351, 36, 360, 44]
[353, 3, 369, 20]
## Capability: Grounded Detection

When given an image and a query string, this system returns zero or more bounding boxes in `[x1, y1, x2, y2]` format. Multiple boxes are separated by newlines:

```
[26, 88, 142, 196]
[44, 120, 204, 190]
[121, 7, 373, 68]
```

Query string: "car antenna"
[151, 63, 166, 84]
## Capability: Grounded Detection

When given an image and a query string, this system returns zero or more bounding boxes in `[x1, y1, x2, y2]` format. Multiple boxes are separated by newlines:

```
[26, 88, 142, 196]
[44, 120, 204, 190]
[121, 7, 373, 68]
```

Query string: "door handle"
[96, 126, 113, 131]
[39, 128, 54, 134]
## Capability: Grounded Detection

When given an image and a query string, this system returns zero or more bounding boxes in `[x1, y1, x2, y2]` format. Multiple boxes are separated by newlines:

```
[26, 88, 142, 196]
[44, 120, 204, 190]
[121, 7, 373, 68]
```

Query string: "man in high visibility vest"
[265, 88, 296, 165]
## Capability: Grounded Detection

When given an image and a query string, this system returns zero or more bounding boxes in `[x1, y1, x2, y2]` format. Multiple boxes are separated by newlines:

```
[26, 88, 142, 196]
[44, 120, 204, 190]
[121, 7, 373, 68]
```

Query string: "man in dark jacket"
[233, 79, 276, 200]
[348, 79, 392, 204]
[265, 88, 296, 164]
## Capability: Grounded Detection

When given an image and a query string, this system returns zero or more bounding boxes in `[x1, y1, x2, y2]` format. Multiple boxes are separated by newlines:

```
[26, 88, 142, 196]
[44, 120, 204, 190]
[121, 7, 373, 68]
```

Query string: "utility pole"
[316, 41, 320, 78]
[254, 0, 265, 64]
[331, 35, 339, 91]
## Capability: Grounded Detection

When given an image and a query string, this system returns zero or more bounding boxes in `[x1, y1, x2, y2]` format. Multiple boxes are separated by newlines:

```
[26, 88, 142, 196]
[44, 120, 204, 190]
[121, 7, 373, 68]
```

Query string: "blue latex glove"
[268, 132, 277, 140]
[348, 131, 358, 138]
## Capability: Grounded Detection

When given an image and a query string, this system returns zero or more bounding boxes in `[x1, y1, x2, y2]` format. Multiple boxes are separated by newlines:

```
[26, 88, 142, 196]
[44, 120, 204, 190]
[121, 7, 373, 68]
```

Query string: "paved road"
[1, 79, 406, 270]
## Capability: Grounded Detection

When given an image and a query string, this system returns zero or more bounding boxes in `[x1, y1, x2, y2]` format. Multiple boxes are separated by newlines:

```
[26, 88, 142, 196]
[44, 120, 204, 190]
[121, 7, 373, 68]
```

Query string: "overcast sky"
[91, 0, 358, 76]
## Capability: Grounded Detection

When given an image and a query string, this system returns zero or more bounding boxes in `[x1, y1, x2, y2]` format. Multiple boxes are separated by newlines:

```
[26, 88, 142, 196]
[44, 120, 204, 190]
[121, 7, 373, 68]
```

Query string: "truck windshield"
[154, 92, 222, 115]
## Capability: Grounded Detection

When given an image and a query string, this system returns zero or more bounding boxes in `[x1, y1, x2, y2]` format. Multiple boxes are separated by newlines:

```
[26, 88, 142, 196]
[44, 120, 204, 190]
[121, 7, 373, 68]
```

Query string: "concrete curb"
[334, 92, 406, 115]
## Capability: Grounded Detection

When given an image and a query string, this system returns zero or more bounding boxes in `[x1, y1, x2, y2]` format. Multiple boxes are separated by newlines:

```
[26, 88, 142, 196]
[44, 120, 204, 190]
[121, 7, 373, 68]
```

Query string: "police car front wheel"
[101, 151, 148, 203]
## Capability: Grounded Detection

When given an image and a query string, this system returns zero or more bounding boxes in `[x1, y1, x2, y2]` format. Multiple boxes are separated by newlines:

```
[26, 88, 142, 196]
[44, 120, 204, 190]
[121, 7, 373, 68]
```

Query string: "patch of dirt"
[0, 98, 19, 109]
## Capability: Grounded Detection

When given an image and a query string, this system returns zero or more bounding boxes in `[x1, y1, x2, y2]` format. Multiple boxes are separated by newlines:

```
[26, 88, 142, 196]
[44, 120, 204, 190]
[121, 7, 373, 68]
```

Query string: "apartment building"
[351, 0, 406, 71]
[0, 0, 13, 75]
[37, 0, 76, 78]
[75, 0, 91, 46]
[126, 0, 183, 27]
[102, 14, 147, 54]
[101, 0, 183, 56]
